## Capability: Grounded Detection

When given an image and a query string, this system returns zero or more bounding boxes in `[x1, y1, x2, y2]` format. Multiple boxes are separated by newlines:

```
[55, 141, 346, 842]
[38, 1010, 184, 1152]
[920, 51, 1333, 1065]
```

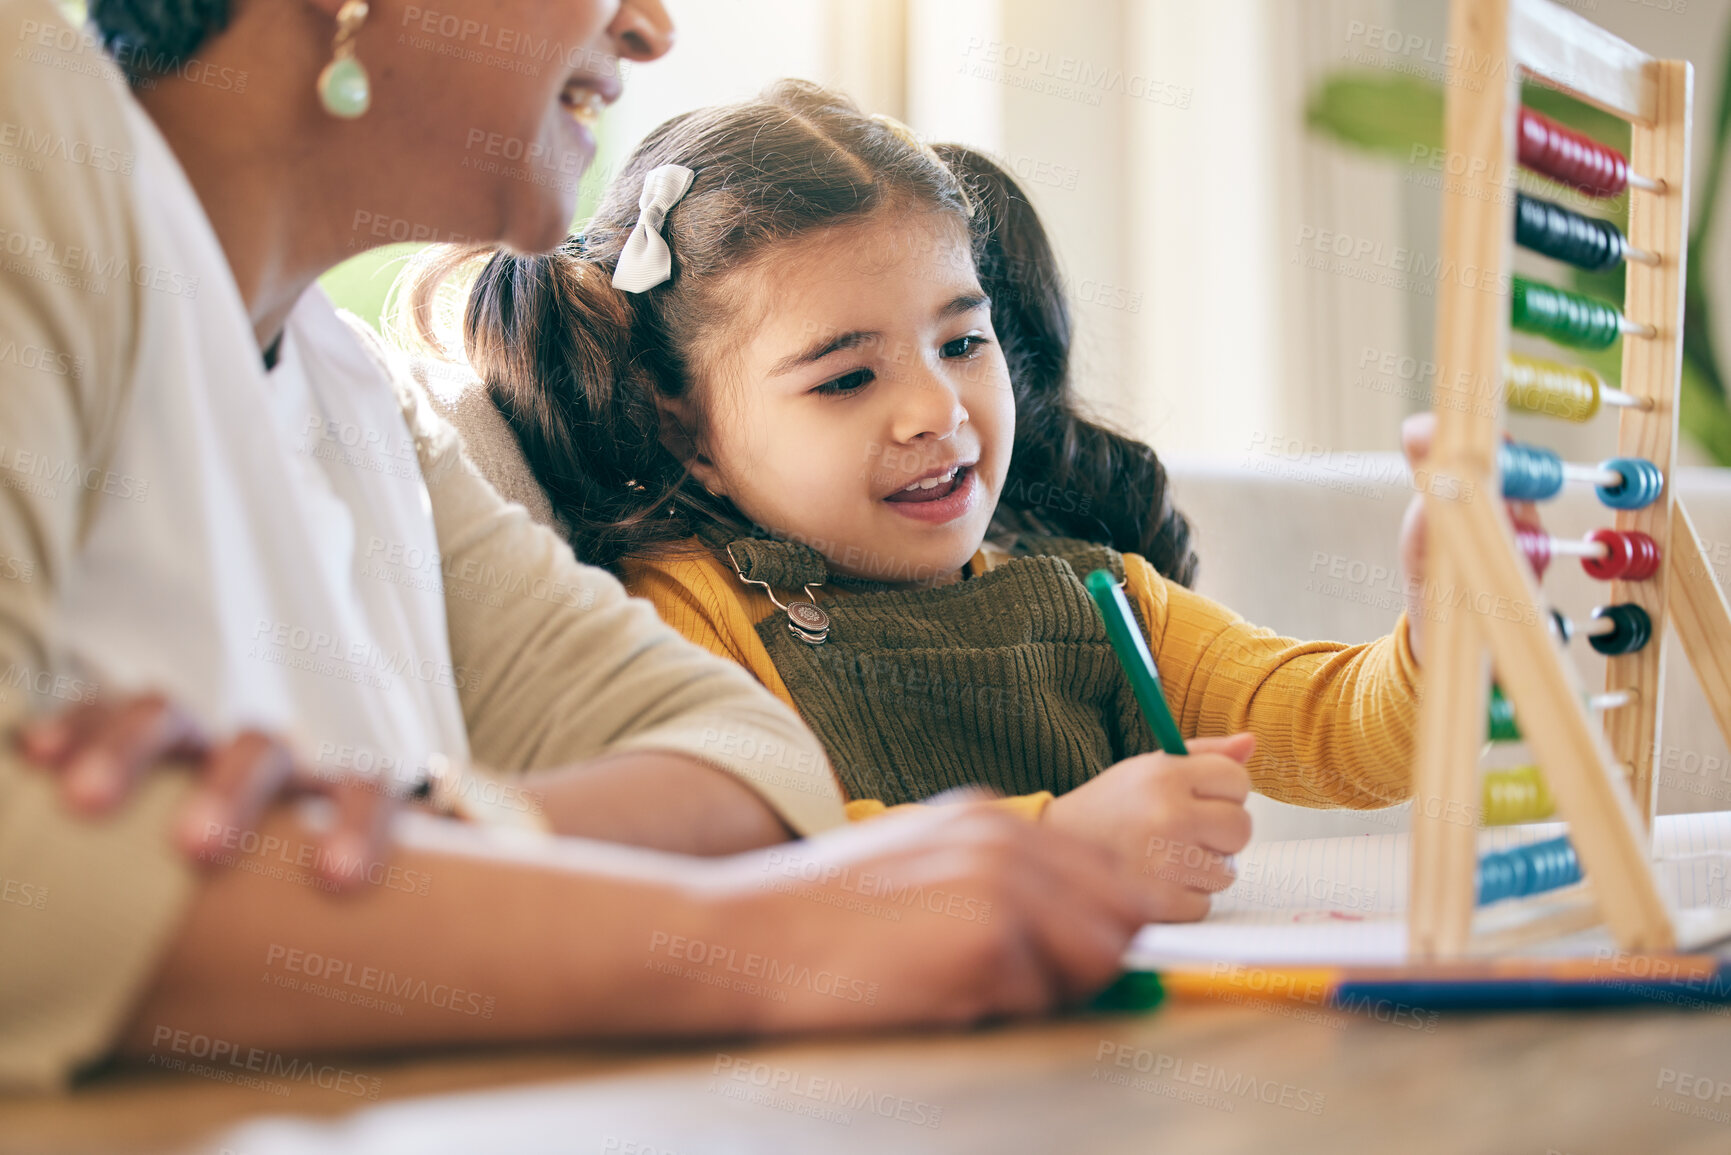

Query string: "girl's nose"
[609, 0, 675, 62]
[891, 370, 968, 445]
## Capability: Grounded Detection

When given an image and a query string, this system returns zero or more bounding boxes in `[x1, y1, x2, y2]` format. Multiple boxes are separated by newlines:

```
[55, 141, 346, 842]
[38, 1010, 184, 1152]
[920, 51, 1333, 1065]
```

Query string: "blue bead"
[1597, 457, 1662, 510]
[1476, 836, 1581, 905]
[1499, 442, 1565, 501]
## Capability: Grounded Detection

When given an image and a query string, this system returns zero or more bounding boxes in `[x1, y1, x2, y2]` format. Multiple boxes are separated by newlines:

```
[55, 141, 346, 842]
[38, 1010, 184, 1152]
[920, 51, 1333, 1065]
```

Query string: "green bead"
[318, 56, 371, 119]
[1510, 275, 1622, 351]
[1486, 685, 1521, 742]
[1090, 971, 1166, 1014]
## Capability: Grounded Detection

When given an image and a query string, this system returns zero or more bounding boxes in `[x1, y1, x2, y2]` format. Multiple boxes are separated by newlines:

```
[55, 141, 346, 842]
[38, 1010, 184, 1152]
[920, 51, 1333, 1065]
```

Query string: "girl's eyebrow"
[769, 292, 992, 377]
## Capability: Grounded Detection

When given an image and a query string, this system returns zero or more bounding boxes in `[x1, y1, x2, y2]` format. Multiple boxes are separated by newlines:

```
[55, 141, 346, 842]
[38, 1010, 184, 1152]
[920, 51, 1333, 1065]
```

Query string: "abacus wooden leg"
[1667, 500, 1731, 763]
[1408, 0, 1512, 962]
[1450, 493, 1675, 953]
[1408, 504, 1488, 960]
[1608, 59, 1693, 833]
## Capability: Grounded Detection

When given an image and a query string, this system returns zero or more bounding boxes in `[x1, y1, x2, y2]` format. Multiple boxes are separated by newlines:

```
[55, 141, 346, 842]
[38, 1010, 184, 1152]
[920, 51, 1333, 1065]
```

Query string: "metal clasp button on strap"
[726, 543, 830, 645]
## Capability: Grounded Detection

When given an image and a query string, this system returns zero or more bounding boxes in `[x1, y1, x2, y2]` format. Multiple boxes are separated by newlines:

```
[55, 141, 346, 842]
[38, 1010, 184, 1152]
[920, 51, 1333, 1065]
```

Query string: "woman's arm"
[122, 800, 1156, 1054]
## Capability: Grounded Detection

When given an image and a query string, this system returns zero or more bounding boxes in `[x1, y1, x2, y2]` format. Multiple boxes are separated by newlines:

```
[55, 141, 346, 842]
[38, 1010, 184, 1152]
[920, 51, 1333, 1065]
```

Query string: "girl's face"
[687, 209, 1014, 586]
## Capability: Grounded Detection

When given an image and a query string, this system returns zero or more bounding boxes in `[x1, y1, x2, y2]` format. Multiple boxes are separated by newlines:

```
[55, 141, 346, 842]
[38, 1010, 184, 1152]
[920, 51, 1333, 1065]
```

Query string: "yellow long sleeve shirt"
[623, 542, 1422, 822]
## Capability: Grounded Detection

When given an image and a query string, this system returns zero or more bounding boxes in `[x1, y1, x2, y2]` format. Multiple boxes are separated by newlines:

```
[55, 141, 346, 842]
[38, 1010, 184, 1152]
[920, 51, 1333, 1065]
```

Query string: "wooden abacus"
[1412, 0, 1731, 958]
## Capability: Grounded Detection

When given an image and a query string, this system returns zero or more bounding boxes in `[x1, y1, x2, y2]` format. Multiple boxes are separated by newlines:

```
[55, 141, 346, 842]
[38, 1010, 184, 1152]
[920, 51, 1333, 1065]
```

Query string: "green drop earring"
[317, 0, 371, 119]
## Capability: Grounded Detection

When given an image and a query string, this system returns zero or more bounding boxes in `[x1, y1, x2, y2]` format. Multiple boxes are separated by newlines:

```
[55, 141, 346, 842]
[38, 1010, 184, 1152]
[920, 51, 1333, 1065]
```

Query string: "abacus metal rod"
[1627, 171, 1666, 194]
[1619, 316, 1660, 339]
[1560, 460, 1624, 487]
[1599, 385, 1653, 410]
[1546, 610, 1635, 640]
[1622, 243, 1662, 266]
[1542, 535, 1610, 560]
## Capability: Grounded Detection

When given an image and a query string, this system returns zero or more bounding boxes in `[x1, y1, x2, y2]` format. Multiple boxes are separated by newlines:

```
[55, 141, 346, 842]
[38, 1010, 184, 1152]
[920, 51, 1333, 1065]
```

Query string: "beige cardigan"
[0, 0, 841, 1091]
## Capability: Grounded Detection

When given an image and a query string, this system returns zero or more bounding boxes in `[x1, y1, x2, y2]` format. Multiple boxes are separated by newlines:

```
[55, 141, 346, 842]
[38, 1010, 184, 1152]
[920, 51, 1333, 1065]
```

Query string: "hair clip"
[725, 543, 831, 645]
[612, 164, 695, 292]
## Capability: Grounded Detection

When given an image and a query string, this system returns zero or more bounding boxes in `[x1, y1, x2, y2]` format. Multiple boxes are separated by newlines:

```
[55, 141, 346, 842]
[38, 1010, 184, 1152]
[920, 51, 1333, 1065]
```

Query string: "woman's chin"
[501, 195, 581, 256]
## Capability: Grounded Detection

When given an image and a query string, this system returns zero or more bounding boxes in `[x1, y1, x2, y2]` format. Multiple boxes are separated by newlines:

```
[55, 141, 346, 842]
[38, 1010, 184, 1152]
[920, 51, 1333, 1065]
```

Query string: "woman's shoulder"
[0, 5, 161, 446]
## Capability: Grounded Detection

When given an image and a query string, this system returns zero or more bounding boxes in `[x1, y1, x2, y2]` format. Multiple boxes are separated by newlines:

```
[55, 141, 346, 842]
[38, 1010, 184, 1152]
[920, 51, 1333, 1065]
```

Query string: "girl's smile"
[881, 462, 980, 524]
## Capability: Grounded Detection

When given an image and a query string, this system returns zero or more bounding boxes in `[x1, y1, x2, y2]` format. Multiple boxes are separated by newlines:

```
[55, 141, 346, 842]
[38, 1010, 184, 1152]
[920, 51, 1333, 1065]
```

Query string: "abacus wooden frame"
[1412, 0, 1731, 958]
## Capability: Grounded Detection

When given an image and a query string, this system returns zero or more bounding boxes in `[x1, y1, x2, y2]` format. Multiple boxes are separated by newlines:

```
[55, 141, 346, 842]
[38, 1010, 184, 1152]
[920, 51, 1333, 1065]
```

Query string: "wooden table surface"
[4, 998, 1728, 1155]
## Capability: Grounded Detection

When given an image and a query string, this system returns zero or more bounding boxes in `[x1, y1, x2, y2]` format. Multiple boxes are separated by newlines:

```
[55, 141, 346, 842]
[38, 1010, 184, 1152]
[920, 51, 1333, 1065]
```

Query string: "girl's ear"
[655, 395, 728, 497]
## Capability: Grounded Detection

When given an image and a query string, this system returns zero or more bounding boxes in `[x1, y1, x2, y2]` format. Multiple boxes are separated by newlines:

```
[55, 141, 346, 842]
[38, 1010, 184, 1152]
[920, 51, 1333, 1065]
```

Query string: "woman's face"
[686, 208, 1015, 587]
[361, 0, 673, 253]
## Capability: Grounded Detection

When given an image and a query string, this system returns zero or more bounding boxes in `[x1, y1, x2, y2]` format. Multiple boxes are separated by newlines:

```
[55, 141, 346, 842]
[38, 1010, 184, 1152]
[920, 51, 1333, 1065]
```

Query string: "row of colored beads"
[1499, 442, 1663, 509]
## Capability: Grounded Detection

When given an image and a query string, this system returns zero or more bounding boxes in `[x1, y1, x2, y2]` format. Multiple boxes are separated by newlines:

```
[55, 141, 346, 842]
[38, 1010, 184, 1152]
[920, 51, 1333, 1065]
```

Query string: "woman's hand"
[1041, 734, 1255, 922]
[709, 802, 1161, 1030]
[1399, 413, 1543, 666]
[17, 693, 394, 890]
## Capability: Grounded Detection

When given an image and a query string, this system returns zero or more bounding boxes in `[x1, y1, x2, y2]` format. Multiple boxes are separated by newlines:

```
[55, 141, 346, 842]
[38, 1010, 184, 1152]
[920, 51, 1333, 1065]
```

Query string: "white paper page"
[1127, 810, 1731, 969]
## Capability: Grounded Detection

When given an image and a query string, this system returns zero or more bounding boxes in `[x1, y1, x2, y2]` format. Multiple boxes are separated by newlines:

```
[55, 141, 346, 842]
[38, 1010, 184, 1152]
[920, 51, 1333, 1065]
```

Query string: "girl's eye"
[813, 368, 874, 396]
[942, 334, 990, 359]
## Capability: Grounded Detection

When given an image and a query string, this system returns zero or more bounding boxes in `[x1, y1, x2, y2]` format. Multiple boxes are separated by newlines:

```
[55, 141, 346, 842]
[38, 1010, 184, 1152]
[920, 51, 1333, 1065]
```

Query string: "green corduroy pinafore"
[722, 533, 1160, 806]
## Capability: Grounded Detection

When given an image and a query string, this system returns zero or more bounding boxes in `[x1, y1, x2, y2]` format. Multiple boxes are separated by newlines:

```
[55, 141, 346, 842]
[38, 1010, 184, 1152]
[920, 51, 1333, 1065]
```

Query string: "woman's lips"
[882, 465, 978, 523]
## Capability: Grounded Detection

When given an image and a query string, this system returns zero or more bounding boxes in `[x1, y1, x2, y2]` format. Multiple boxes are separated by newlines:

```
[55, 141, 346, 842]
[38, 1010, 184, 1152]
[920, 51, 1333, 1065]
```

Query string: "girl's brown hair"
[412, 79, 1197, 585]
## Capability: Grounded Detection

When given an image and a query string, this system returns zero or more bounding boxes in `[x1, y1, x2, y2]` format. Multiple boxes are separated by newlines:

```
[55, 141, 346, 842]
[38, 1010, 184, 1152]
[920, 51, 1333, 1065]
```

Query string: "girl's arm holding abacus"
[1111, 413, 1542, 812]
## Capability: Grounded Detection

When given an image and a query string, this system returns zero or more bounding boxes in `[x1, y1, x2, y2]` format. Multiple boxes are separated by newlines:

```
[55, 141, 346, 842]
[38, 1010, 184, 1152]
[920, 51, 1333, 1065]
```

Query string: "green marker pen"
[1084, 568, 1193, 1016]
[1085, 568, 1187, 755]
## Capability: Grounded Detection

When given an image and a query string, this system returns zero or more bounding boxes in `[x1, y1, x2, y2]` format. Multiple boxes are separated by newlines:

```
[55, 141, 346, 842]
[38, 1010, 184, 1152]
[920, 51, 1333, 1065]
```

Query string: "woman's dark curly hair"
[411, 79, 1197, 586]
[89, 0, 231, 81]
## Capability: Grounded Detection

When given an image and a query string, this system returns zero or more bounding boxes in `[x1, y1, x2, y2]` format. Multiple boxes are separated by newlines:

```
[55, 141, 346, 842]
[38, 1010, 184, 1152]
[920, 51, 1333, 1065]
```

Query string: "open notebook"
[1127, 810, 1731, 968]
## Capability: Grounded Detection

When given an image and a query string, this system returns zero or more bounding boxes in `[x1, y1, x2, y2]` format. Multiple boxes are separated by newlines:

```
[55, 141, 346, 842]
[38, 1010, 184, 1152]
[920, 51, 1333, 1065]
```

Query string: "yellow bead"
[1482, 764, 1555, 825]
[1505, 353, 1602, 422]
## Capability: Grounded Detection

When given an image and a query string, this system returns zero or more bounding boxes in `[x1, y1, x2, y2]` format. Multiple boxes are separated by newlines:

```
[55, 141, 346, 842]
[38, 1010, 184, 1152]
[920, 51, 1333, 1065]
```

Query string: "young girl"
[424, 81, 1427, 895]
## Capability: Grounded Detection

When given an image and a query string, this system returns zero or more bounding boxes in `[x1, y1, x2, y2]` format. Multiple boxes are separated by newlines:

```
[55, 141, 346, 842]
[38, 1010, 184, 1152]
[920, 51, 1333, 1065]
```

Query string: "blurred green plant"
[321, 159, 613, 334]
[1305, 24, 1731, 464]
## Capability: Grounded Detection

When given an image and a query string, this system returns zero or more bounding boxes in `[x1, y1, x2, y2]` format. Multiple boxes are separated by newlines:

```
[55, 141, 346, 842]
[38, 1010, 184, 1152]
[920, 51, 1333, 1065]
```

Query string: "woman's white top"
[56, 99, 471, 784]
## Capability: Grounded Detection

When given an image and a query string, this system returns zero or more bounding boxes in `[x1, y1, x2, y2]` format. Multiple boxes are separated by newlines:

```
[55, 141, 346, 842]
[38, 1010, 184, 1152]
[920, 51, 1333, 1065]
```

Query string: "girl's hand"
[1399, 413, 1543, 666]
[17, 693, 394, 891]
[718, 802, 1159, 1029]
[1042, 734, 1255, 922]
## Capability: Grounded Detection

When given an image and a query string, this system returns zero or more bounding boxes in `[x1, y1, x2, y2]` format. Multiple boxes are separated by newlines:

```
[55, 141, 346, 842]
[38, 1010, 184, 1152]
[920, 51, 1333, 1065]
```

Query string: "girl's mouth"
[882, 465, 978, 523]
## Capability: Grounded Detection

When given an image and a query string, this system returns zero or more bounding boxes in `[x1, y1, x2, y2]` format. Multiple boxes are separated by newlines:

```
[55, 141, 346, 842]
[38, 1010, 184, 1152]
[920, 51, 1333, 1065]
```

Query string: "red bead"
[1517, 108, 1629, 199]
[1581, 529, 1661, 581]
[1514, 521, 1551, 578]
[1624, 531, 1661, 580]
[1582, 528, 1631, 580]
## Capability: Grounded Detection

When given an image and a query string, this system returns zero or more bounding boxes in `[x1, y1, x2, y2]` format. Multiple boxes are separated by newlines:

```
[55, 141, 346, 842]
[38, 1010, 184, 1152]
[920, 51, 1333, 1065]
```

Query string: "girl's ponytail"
[408, 237, 725, 568]
[936, 144, 1200, 587]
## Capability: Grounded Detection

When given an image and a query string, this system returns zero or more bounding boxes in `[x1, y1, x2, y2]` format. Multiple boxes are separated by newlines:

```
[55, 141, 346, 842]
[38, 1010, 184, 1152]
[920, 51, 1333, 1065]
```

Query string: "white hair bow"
[611, 163, 696, 293]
